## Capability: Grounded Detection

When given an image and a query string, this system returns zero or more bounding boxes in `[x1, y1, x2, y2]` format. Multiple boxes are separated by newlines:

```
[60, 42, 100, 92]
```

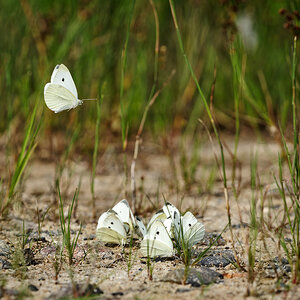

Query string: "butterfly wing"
[96, 210, 127, 245]
[44, 83, 80, 113]
[140, 220, 173, 257]
[181, 211, 205, 246]
[173, 210, 181, 240]
[186, 222, 205, 246]
[112, 199, 136, 232]
[50, 64, 78, 99]
[147, 209, 166, 230]
[163, 217, 173, 237]
[163, 202, 180, 222]
[135, 216, 147, 238]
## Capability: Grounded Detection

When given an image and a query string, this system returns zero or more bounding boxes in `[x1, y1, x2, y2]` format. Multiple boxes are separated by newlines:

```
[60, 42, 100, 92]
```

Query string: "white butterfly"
[135, 203, 179, 239]
[44, 64, 83, 113]
[112, 199, 136, 233]
[135, 209, 170, 238]
[163, 202, 180, 222]
[173, 211, 205, 247]
[96, 210, 127, 245]
[140, 220, 174, 258]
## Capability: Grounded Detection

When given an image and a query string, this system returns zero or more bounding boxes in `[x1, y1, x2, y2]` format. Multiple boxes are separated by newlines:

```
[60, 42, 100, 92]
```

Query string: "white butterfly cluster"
[96, 199, 136, 245]
[96, 200, 205, 258]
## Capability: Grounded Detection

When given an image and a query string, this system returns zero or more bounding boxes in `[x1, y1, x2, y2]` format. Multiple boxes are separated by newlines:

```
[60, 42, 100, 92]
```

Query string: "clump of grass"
[0, 101, 40, 216]
[57, 181, 82, 266]
[169, 0, 244, 270]
[274, 36, 300, 284]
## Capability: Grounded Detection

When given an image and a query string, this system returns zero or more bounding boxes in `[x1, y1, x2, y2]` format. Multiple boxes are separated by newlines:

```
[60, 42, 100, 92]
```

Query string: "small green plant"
[11, 221, 32, 279]
[55, 126, 81, 191]
[124, 233, 137, 278]
[145, 240, 155, 281]
[248, 154, 258, 284]
[91, 87, 103, 220]
[58, 181, 82, 266]
[36, 201, 51, 242]
[53, 243, 63, 283]
[179, 136, 200, 191]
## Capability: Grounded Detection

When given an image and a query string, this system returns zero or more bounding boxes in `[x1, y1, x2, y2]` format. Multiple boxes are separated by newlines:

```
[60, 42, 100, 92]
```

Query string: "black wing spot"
[62, 78, 65, 82]
[156, 231, 160, 235]
[56, 65, 59, 69]
[108, 226, 111, 229]
[111, 222, 114, 225]
[189, 224, 192, 227]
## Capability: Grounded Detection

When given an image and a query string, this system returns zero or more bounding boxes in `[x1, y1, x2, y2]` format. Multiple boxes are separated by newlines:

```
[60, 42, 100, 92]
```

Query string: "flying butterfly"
[44, 64, 96, 113]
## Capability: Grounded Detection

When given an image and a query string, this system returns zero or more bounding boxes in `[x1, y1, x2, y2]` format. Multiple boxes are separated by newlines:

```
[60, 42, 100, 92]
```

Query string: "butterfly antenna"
[81, 98, 98, 101]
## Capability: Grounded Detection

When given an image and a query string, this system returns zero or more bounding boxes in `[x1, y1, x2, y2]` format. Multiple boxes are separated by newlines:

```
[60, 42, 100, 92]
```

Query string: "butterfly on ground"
[96, 199, 136, 245]
[136, 202, 205, 257]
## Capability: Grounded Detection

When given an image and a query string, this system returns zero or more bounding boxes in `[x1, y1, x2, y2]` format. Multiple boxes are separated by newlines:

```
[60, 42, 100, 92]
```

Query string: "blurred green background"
[1, 0, 299, 147]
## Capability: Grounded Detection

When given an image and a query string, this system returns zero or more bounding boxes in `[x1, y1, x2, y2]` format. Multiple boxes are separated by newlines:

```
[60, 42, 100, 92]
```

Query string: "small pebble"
[84, 234, 96, 240]
[112, 291, 124, 296]
[197, 250, 236, 268]
[163, 267, 223, 287]
[176, 288, 190, 293]
[0, 258, 12, 270]
[28, 284, 39, 292]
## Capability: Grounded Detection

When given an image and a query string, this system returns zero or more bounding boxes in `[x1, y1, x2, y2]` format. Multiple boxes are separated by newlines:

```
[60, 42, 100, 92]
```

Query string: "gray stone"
[163, 267, 223, 287]
[176, 288, 190, 293]
[201, 233, 226, 246]
[46, 283, 103, 299]
[197, 250, 236, 268]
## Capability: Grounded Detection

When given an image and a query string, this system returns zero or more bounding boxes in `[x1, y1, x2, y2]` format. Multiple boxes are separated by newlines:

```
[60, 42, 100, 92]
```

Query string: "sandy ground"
[0, 135, 299, 299]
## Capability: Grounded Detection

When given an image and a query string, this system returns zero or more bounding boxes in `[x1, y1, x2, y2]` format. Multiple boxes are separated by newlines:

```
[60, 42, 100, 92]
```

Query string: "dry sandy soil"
[0, 135, 299, 299]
